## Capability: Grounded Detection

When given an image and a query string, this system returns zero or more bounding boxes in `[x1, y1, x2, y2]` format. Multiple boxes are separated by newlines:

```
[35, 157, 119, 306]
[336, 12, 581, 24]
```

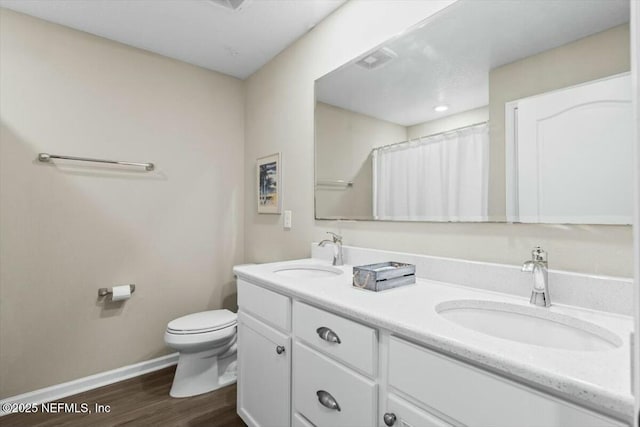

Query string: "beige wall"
[244, 1, 633, 277]
[245, 0, 456, 263]
[488, 24, 631, 219]
[0, 9, 245, 398]
[315, 102, 407, 219]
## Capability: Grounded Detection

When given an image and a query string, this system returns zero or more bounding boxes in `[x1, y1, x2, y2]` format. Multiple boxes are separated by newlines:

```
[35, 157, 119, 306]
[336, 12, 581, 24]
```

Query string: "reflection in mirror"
[506, 74, 633, 224]
[314, 0, 631, 224]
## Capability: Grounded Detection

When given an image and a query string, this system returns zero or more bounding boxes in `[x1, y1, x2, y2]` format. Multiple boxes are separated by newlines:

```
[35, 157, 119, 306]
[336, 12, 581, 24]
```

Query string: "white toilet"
[164, 309, 237, 398]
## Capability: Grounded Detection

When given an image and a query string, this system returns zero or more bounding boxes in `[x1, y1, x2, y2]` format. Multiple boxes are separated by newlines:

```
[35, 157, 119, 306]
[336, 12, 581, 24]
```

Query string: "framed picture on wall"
[256, 153, 281, 214]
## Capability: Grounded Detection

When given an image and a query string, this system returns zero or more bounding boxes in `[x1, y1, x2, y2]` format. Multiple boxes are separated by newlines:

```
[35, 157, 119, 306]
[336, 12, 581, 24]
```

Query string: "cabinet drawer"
[293, 301, 377, 376]
[294, 342, 377, 427]
[388, 336, 625, 427]
[386, 394, 454, 427]
[238, 279, 291, 331]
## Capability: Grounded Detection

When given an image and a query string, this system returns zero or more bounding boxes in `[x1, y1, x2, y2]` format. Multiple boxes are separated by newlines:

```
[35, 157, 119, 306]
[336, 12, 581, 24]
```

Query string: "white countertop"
[234, 258, 634, 421]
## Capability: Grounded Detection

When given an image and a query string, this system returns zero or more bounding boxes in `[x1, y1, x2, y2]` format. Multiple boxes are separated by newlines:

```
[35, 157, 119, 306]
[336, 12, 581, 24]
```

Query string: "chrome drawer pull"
[316, 390, 341, 411]
[383, 412, 397, 426]
[316, 326, 341, 344]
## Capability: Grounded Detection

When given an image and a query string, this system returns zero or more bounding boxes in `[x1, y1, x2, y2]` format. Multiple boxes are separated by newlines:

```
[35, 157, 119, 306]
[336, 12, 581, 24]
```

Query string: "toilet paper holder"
[98, 284, 136, 297]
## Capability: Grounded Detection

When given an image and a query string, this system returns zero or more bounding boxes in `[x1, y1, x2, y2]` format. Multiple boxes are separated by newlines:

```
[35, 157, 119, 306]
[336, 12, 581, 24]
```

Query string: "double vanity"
[231, 1, 636, 425]
[233, 245, 633, 427]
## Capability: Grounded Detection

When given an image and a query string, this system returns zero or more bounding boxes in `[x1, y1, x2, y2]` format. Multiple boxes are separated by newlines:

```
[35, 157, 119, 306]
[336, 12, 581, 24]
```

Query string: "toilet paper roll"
[111, 285, 131, 301]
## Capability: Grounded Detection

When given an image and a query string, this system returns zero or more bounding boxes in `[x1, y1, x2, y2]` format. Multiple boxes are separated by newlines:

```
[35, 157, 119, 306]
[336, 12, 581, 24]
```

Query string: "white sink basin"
[273, 265, 343, 279]
[436, 300, 622, 351]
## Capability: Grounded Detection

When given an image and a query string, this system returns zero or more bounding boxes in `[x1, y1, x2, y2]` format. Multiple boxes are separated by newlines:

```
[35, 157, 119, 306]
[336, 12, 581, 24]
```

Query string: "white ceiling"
[316, 0, 630, 127]
[0, 0, 346, 79]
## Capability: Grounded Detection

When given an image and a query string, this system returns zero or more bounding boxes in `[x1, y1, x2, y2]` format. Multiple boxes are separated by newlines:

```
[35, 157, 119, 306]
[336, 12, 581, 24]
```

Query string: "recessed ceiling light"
[434, 105, 449, 112]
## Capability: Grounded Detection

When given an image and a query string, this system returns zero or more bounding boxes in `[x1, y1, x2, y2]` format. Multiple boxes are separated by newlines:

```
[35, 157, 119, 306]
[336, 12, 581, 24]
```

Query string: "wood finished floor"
[0, 366, 246, 427]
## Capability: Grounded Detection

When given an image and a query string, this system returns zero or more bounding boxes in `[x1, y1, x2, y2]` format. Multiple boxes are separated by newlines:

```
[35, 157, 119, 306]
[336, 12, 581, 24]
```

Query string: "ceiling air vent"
[355, 47, 397, 70]
[207, 0, 249, 11]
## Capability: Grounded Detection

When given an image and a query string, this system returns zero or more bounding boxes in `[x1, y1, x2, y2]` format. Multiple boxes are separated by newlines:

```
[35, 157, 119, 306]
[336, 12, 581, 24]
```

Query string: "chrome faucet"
[521, 246, 550, 307]
[318, 232, 343, 266]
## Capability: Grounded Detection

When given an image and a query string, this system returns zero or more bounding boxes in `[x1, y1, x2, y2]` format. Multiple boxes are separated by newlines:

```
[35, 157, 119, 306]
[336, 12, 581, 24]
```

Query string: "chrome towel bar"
[38, 153, 155, 171]
[316, 179, 353, 188]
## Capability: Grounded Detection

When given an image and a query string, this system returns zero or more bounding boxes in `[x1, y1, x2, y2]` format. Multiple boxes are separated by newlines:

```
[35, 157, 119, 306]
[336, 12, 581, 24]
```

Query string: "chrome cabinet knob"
[316, 326, 341, 344]
[383, 412, 397, 426]
[276, 345, 285, 355]
[316, 390, 341, 411]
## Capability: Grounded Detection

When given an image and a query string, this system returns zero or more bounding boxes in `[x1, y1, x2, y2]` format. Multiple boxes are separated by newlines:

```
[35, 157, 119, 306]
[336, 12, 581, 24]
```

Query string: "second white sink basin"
[273, 265, 343, 279]
[436, 300, 622, 351]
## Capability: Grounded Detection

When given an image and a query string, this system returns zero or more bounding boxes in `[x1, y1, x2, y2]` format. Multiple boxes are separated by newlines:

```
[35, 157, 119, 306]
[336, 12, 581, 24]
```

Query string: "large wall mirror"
[314, 0, 632, 224]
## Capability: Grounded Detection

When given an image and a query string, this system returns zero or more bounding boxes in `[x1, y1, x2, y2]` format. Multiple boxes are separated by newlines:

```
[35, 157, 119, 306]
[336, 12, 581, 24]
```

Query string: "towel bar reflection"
[98, 284, 136, 297]
[316, 179, 353, 188]
[38, 153, 155, 171]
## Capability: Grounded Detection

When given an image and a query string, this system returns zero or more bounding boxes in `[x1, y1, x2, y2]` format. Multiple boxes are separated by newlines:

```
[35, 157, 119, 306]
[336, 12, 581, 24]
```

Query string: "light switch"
[284, 210, 292, 229]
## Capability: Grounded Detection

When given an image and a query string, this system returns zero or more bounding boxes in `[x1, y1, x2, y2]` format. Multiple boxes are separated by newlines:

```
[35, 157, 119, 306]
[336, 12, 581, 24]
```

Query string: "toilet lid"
[167, 309, 237, 334]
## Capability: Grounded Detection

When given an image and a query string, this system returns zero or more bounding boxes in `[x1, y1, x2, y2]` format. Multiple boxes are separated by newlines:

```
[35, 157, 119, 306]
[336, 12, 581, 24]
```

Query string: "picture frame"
[256, 153, 281, 214]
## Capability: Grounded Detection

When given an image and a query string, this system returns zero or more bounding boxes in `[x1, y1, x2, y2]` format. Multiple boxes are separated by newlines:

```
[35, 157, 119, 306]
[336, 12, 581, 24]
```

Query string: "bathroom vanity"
[234, 247, 633, 427]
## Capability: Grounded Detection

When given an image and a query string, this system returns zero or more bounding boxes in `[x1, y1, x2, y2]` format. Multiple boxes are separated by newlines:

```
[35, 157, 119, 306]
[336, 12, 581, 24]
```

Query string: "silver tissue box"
[352, 262, 416, 292]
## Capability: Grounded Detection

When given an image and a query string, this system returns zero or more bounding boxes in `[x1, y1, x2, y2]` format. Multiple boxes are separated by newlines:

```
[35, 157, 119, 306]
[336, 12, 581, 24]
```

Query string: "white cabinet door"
[237, 311, 291, 427]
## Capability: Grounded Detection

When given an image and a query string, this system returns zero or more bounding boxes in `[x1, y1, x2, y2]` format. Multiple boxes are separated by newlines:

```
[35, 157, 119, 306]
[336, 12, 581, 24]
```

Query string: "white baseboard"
[0, 353, 179, 416]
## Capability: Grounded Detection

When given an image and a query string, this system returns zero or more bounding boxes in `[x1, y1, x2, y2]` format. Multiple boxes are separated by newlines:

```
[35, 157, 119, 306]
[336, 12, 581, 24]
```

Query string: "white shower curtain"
[372, 123, 489, 221]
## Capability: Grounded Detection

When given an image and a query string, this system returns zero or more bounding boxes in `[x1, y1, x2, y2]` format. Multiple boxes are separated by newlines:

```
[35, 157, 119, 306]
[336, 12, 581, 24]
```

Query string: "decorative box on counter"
[352, 262, 416, 292]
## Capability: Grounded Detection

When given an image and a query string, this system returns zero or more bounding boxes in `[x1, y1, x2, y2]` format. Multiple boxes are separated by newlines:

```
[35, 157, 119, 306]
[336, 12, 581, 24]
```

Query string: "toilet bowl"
[164, 309, 237, 398]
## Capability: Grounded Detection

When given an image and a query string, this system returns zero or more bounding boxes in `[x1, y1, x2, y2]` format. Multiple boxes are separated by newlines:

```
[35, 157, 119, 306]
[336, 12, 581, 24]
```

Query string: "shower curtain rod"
[372, 120, 488, 153]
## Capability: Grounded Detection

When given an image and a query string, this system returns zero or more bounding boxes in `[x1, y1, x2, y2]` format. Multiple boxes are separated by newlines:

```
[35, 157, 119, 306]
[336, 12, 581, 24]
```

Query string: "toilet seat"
[167, 309, 237, 335]
[164, 323, 236, 349]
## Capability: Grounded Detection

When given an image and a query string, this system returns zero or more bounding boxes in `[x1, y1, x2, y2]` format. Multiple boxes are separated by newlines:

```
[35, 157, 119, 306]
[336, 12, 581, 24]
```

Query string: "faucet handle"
[326, 232, 342, 243]
[531, 246, 547, 263]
